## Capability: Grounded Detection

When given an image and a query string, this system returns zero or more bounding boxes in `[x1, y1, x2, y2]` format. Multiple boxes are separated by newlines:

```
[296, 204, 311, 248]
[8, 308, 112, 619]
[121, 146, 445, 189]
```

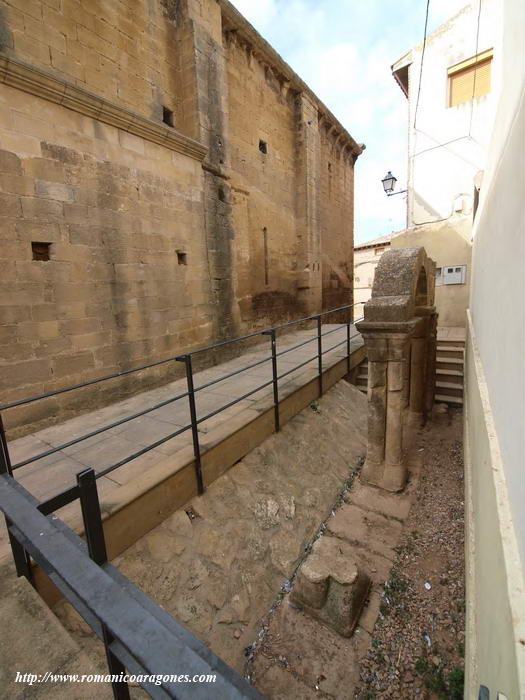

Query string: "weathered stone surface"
[256, 663, 321, 700]
[326, 503, 402, 560]
[290, 535, 371, 637]
[248, 421, 425, 697]
[350, 480, 412, 521]
[270, 529, 303, 575]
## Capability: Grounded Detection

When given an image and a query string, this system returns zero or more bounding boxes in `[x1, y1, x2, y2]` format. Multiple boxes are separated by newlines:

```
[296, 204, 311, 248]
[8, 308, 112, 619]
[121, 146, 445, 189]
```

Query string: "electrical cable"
[411, 0, 484, 225]
[469, 0, 483, 136]
[413, 0, 431, 131]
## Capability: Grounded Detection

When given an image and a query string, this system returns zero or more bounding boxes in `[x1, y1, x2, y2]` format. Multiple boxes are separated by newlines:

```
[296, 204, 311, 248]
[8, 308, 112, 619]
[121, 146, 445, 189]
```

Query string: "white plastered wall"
[464, 0, 525, 694]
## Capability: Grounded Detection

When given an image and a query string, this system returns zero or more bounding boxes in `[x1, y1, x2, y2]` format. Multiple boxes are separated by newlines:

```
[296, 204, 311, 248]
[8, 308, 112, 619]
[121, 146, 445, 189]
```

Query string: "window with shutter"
[448, 49, 493, 107]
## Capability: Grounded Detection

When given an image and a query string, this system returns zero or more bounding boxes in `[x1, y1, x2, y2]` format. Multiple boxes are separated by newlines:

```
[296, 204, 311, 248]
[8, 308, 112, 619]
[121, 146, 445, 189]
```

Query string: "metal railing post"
[77, 469, 108, 566]
[263, 329, 280, 432]
[317, 315, 323, 396]
[77, 469, 130, 700]
[177, 354, 204, 495]
[347, 306, 351, 375]
[0, 413, 33, 581]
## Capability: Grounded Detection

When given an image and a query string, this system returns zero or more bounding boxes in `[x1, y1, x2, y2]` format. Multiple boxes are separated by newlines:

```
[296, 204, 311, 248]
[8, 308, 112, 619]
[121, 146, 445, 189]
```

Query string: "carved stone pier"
[356, 247, 437, 492]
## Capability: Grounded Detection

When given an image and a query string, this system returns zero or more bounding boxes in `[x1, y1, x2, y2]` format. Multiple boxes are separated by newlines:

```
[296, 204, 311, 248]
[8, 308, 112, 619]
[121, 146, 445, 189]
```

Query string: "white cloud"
[229, 0, 278, 31]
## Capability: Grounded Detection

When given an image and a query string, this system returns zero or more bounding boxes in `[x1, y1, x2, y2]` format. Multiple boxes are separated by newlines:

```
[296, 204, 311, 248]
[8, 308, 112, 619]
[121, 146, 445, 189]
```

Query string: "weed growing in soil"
[415, 655, 464, 699]
[380, 567, 409, 615]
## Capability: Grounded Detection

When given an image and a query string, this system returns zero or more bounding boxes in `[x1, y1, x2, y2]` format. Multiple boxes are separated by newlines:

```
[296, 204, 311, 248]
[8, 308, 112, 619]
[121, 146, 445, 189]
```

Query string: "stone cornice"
[219, 0, 364, 160]
[0, 55, 208, 162]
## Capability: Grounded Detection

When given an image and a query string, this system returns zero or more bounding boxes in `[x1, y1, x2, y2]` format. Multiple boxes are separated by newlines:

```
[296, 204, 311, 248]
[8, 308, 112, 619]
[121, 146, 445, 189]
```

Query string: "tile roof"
[354, 233, 393, 250]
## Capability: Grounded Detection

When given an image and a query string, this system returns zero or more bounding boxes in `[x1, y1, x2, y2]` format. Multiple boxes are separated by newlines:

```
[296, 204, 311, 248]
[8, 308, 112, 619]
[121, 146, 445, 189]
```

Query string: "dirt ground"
[355, 406, 465, 699]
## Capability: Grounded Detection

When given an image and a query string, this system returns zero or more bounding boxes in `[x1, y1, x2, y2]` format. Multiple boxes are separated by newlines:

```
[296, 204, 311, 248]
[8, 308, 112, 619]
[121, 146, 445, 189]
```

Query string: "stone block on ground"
[326, 503, 402, 560]
[289, 535, 371, 637]
[350, 479, 412, 521]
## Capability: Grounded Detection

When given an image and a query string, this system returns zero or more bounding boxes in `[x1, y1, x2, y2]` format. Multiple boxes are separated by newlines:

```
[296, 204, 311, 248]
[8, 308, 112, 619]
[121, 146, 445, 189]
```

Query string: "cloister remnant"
[289, 536, 371, 637]
[356, 247, 437, 492]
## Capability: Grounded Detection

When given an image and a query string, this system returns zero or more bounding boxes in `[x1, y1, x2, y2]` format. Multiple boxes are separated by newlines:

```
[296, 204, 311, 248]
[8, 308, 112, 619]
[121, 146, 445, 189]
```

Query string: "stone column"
[424, 311, 438, 417]
[402, 342, 411, 408]
[365, 338, 388, 470]
[409, 319, 428, 424]
[356, 246, 437, 493]
[358, 328, 413, 492]
[384, 342, 407, 490]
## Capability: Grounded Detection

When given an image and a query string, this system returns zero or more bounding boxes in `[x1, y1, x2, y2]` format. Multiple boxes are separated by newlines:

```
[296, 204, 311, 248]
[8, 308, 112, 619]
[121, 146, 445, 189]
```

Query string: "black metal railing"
[0, 464, 262, 699]
[0, 303, 363, 515]
[0, 303, 363, 698]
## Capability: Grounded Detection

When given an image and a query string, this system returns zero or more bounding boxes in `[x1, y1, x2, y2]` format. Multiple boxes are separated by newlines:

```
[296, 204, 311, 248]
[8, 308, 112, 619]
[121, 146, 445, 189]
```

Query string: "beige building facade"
[353, 234, 391, 318]
[390, 0, 501, 328]
[0, 0, 362, 433]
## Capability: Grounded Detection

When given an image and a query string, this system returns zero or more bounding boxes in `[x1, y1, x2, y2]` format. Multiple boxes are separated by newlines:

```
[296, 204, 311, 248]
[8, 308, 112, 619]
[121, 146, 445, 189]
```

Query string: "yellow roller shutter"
[448, 51, 492, 107]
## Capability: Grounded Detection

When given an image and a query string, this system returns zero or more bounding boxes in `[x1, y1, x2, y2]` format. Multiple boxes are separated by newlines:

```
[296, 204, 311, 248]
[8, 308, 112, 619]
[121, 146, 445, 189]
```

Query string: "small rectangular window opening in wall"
[259, 140, 268, 155]
[263, 227, 269, 286]
[32, 242, 51, 261]
[440, 264, 466, 285]
[162, 106, 174, 127]
[177, 251, 187, 266]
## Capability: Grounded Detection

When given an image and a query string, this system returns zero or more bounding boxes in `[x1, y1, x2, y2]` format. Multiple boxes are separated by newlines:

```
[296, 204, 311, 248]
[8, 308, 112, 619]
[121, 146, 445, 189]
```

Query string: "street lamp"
[381, 171, 407, 197]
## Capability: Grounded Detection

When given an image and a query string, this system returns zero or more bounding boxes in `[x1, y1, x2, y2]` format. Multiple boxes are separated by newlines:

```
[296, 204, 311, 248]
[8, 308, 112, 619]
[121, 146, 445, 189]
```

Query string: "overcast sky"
[230, 0, 467, 244]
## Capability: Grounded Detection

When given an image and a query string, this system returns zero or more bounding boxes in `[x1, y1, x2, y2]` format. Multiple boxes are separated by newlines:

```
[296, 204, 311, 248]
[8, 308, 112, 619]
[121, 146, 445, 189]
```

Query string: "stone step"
[436, 338, 465, 348]
[357, 384, 367, 393]
[436, 346, 464, 359]
[356, 376, 367, 386]
[435, 393, 463, 405]
[436, 369, 464, 385]
[436, 381, 463, 397]
[436, 357, 464, 372]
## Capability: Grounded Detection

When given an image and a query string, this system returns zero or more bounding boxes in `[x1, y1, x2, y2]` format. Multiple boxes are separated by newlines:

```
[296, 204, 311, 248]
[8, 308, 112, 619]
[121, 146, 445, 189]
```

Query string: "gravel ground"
[355, 406, 465, 699]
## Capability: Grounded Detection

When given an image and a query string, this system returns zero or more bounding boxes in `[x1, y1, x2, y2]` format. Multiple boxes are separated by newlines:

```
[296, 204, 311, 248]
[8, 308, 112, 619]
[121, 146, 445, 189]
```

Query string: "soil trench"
[355, 406, 465, 699]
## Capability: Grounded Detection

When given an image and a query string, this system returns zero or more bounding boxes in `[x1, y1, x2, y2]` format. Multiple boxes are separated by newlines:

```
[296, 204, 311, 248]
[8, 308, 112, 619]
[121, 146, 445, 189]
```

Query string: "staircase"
[435, 336, 464, 406]
[353, 331, 465, 406]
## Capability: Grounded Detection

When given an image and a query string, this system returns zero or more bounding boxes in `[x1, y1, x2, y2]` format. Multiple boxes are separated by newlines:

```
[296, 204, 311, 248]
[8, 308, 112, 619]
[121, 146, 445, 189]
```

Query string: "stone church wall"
[0, 0, 362, 433]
